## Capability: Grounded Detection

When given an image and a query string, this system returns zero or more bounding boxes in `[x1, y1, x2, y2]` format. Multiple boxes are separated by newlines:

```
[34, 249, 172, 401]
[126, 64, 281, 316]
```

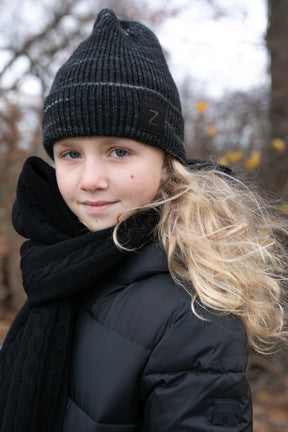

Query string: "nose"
[79, 160, 109, 191]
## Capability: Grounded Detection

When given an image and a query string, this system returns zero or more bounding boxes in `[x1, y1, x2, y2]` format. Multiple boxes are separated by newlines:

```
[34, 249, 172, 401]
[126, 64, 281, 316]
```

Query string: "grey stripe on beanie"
[42, 8, 186, 162]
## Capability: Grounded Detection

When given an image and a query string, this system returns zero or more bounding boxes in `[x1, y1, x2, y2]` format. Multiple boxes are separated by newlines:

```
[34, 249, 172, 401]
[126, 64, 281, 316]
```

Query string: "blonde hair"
[114, 157, 288, 354]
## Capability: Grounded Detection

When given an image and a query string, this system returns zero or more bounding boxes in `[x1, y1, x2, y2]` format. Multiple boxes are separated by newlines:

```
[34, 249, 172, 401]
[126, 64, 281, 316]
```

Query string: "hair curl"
[114, 157, 288, 354]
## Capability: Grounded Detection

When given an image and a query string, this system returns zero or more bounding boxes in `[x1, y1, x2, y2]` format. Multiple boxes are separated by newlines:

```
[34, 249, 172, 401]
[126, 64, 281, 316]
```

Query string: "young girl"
[0, 9, 286, 432]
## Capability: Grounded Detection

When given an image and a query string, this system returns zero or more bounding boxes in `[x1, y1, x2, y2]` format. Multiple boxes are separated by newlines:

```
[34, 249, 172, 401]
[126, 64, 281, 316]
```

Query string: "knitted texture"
[0, 156, 161, 432]
[0, 156, 234, 431]
[42, 9, 186, 162]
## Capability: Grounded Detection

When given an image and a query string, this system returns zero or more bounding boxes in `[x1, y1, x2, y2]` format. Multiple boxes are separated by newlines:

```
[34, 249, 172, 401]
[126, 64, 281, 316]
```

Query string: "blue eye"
[111, 148, 128, 158]
[66, 151, 80, 159]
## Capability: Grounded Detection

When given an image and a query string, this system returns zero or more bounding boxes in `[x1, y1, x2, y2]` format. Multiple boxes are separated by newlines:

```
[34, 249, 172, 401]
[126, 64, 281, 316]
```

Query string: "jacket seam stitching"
[83, 307, 151, 352]
[142, 369, 245, 378]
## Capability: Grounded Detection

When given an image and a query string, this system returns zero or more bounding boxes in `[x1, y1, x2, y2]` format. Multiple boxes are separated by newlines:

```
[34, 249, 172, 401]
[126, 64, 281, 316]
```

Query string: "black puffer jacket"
[1, 157, 252, 432]
[63, 243, 252, 431]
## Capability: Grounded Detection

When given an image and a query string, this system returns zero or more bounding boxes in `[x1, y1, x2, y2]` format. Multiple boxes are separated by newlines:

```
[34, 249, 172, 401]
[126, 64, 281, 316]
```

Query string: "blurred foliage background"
[0, 0, 287, 430]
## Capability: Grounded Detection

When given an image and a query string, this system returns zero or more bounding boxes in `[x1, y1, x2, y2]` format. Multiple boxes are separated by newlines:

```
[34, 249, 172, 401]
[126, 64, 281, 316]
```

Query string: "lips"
[81, 200, 117, 214]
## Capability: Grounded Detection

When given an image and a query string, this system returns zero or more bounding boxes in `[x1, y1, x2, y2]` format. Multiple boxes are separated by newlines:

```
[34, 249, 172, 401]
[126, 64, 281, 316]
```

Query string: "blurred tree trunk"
[266, 0, 288, 199]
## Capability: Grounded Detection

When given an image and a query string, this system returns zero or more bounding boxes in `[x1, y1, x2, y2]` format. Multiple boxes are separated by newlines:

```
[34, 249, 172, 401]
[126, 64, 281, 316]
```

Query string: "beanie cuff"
[42, 83, 185, 162]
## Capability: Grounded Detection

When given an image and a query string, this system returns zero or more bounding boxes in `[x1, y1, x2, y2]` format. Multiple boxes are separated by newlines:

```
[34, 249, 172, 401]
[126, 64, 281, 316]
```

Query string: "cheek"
[56, 171, 73, 201]
[127, 171, 161, 201]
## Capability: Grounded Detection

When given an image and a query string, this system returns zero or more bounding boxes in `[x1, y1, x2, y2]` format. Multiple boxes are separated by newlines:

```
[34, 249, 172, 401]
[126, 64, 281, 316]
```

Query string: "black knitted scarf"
[0, 157, 158, 432]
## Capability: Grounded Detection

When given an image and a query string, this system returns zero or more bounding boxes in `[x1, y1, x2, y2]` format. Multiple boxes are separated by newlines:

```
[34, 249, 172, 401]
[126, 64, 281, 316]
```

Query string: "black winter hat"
[42, 9, 186, 162]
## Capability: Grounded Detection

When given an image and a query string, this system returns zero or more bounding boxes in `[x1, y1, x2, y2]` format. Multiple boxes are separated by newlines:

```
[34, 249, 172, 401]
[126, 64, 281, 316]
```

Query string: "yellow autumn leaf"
[196, 100, 207, 114]
[279, 203, 288, 213]
[218, 151, 243, 166]
[244, 151, 261, 171]
[270, 138, 286, 153]
[227, 151, 243, 163]
[217, 156, 229, 166]
[206, 125, 217, 136]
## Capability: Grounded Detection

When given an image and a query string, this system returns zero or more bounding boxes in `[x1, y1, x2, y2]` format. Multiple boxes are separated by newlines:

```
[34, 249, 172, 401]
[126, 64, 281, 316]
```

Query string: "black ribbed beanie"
[42, 9, 186, 162]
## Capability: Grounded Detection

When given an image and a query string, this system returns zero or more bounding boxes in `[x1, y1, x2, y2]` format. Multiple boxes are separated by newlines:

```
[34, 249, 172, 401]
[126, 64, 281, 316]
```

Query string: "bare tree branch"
[0, 0, 77, 77]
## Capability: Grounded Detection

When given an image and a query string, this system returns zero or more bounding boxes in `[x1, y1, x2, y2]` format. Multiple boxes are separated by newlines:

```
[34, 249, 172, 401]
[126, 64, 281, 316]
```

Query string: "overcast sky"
[157, 0, 268, 98]
[1, 0, 268, 99]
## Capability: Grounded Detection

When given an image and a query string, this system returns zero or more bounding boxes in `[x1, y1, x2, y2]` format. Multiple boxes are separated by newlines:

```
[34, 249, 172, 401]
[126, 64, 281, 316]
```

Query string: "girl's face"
[53, 136, 166, 232]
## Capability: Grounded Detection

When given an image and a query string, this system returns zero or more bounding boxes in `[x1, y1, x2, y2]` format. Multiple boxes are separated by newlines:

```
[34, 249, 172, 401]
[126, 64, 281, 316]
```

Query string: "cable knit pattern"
[0, 156, 158, 432]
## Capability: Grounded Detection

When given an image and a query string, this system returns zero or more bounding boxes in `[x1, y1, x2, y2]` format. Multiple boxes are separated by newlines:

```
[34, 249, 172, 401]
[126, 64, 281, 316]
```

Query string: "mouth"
[81, 200, 117, 214]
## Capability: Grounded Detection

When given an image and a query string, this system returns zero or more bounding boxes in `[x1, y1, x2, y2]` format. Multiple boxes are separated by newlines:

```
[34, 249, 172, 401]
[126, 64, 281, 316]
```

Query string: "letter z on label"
[139, 102, 164, 135]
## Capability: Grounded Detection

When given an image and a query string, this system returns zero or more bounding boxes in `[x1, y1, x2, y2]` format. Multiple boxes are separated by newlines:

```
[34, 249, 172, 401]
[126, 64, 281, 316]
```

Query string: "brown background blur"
[0, 1, 287, 430]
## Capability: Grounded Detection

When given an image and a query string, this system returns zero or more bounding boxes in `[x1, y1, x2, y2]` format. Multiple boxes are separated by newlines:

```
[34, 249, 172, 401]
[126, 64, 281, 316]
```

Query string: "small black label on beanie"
[139, 102, 164, 135]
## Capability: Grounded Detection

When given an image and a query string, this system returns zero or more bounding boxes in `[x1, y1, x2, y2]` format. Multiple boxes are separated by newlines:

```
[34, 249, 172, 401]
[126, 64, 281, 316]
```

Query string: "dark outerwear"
[63, 245, 252, 432]
[0, 157, 252, 432]
[0, 157, 158, 432]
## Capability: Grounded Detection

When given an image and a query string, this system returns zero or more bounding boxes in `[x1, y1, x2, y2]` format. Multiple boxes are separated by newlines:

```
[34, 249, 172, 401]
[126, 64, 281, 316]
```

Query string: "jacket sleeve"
[139, 305, 253, 432]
